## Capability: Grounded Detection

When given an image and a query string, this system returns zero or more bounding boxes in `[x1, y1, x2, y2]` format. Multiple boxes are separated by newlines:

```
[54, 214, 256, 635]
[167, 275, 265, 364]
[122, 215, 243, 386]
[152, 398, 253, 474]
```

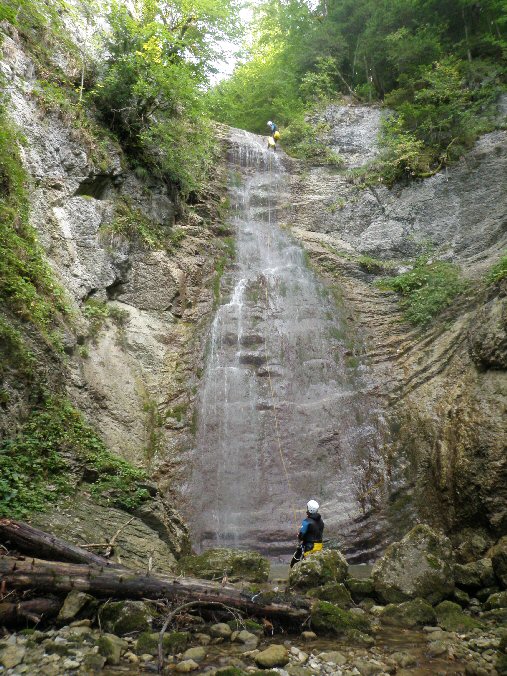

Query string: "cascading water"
[184, 129, 386, 561]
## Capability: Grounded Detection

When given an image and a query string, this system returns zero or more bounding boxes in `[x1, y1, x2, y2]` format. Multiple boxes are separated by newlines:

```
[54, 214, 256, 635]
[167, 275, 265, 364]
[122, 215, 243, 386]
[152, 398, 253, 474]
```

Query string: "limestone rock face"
[287, 101, 507, 548]
[289, 550, 348, 590]
[469, 296, 507, 369]
[0, 22, 224, 503]
[179, 548, 269, 582]
[372, 524, 454, 604]
[30, 493, 187, 573]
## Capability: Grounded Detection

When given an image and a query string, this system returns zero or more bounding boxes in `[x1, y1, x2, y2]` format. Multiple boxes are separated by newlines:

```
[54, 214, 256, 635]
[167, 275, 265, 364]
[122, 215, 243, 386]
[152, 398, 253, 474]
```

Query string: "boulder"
[98, 634, 128, 665]
[255, 644, 290, 668]
[488, 536, 507, 588]
[100, 600, 153, 635]
[379, 598, 436, 628]
[484, 591, 507, 610]
[182, 647, 206, 662]
[310, 601, 371, 636]
[434, 601, 483, 631]
[372, 524, 454, 604]
[454, 528, 494, 563]
[179, 548, 269, 582]
[346, 577, 375, 602]
[57, 590, 95, 622]
[210, 623, 233, 639]
[289, 549, 348, 590]
[175, 659, 199, 672]
[307, 582, 353, 607]
[136, 631, 190, 656]
[454, 559, 495, 590]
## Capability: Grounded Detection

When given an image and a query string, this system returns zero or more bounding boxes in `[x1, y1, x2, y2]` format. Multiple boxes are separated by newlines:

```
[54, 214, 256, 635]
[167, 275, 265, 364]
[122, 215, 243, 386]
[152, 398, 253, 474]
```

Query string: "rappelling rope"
[262, 149, 299, 530]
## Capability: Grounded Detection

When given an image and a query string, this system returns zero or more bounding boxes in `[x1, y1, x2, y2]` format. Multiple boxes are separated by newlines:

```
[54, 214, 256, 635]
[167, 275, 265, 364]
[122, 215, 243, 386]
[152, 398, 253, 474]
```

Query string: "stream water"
[185, 130, 387, 560]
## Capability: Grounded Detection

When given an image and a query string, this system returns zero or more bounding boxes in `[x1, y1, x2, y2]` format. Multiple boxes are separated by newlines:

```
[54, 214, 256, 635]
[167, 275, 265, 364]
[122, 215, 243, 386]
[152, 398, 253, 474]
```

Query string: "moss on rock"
[136, 630, 190, 656]
[307, 582, 353, 607]
[179, 548, 269, 582]
[289, 549, 348, 591]
[484, 591, 507, 610]
[488, 536, 507, 589]
[100, 600, 153, 635]
[379, 598, 436, 628]
[434, 600, 482, 631]
[310, 601, 371, 636]
[345, 577, 375, 602]
[454, 558, 495, 590]
[372, 524, 454, 604]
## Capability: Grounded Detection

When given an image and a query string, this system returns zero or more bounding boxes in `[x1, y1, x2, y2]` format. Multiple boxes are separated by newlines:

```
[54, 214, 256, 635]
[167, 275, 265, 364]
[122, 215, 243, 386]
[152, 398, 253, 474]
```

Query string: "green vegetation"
[0, 397, 150, 518]
[488, 253, 507, 284]
[209, 0, 506, 178]
[91, 0, 241, 197]
[83, 298, 129, 341]
[378, 256, 467, 326]
[0, 96, 68, 338]
[281, 114, 344, 165]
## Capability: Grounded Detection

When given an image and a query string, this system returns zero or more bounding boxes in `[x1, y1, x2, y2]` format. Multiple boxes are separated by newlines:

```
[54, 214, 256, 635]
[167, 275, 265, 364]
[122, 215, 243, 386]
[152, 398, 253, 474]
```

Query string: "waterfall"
[184, 129, 386, 561]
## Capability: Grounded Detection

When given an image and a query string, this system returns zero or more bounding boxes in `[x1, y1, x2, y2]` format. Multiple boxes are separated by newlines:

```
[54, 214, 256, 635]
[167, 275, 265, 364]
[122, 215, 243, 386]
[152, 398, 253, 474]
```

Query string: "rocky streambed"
[1, 524, 507, 675]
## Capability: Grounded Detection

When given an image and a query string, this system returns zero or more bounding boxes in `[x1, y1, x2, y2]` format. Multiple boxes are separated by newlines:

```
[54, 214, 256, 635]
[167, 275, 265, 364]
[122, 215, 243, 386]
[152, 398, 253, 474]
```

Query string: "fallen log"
[0, 556, 311, 625]
[0, 598, 62, 625]
[0, 519, 124, 569]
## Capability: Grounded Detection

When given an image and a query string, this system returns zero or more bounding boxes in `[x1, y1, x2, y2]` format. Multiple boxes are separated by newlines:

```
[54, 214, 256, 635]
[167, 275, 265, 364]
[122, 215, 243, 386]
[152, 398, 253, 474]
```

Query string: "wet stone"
[210, 623, 233, 639]
[255, 644, 290, 668]
[0, 645, 26, 669]
[175, 658, 200, 672]
[182, 646, 206, 662]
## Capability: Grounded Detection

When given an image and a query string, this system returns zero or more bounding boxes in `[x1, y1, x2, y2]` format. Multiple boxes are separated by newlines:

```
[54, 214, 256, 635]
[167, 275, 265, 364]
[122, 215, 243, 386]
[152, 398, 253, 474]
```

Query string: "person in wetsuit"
[290, 499, 324, 566]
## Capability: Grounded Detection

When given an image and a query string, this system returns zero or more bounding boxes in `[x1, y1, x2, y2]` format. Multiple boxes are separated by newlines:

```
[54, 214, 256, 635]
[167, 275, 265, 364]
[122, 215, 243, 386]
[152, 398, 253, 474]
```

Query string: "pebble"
[300, 631, 317, 641]
[124, 651, 140, 663]
[62, 658, 80, 668]
[175, 658, 200, 672]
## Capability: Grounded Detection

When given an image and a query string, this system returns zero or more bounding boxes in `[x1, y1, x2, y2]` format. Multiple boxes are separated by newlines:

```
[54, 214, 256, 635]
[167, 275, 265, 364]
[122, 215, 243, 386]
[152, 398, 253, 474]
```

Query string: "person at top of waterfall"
[298, 499, 324, 557]
[267, 120, 278, 136]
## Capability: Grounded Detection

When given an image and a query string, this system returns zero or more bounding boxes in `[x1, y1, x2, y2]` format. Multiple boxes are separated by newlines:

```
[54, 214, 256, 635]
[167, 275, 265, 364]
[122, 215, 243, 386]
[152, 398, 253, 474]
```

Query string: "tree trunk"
[0, 598, 62, 625]
[0, 556, 311, 625]
[0, 519, 124, 569]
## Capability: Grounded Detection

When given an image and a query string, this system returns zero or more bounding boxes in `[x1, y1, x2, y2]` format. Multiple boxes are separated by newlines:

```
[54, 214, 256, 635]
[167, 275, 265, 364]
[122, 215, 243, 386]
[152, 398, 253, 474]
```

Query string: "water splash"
[184, 129, 387, 559]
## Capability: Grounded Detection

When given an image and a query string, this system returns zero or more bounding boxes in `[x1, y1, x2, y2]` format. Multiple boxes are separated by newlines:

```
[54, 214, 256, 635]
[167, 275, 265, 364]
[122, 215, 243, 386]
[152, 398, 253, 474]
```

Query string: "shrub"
[0, 398, 150, 518]
[487, 254, 507, 285]
[378, 256, 466, 326]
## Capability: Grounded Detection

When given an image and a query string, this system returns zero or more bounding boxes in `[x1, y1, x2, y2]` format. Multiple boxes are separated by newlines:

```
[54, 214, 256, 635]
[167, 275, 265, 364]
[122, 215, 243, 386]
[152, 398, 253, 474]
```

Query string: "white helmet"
[267, 120, 273, 126]
[307, 499, 319, 514]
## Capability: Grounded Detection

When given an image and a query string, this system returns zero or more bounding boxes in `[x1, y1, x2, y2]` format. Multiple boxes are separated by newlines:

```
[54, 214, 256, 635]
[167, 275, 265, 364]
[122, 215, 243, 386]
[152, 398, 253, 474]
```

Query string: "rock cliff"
[0, 21, 230, 563]
[286, 102, 507, 547]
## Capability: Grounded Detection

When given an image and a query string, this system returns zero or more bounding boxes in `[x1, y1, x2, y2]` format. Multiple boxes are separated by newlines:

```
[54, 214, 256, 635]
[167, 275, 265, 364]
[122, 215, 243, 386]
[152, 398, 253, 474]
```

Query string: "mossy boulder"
[372, 524, 454, 604]
[454, 528, 493, 563]
[310, 601, 371, 636]
[100, 600, 153, 635]
[307, 582, 353, 607]
[98, 634, 127, 665]
[289, 549, 348, 591]
[179, 548, 269, 582]
[379, 598, 436, 628]
[345, 577, 375, 602]
[254, 644, 289, 668]
[136, 631, 190, 656]
[434, 601, 482, 631]
[484, 591, 507, 610]
[488, 536, 507, 589]
[454, 558, 495, 590]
